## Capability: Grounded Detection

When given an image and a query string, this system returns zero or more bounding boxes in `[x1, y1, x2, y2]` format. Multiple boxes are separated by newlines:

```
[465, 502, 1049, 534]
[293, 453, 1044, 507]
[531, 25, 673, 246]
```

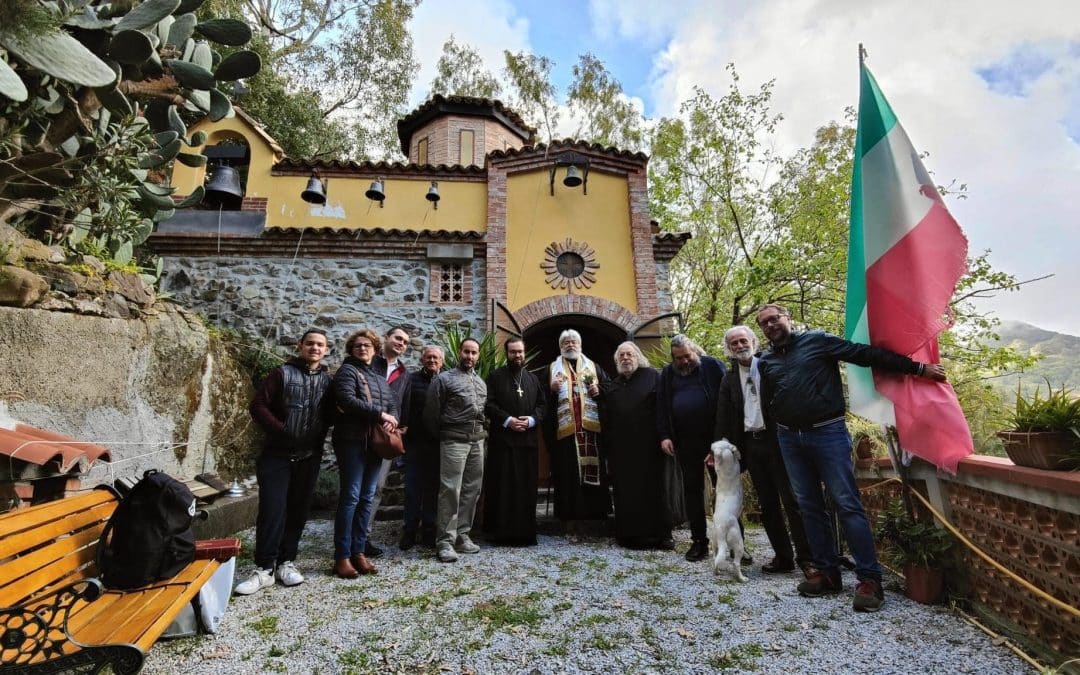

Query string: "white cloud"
[616, 0, 1080, 333]
[407, 0, 531, 106]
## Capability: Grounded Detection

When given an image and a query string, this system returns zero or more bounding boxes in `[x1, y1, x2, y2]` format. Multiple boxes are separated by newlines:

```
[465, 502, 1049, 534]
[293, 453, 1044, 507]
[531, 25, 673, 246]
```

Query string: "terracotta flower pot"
[996, 431, 1076, 470]
[904, 563, 945, 605]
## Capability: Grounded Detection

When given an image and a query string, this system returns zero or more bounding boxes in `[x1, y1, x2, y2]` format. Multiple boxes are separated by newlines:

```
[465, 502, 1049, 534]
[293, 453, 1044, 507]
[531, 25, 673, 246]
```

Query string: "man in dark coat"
[755, 303, 946, 612]
[239, 329, 333, 595]
[483, 338, 546, 545]
[657, 334, 727, 561]
[603, 341, 672, 549]
[367, 326, 412, 557]
[399, 345, 444, 549]
[714, 325, 811, 575]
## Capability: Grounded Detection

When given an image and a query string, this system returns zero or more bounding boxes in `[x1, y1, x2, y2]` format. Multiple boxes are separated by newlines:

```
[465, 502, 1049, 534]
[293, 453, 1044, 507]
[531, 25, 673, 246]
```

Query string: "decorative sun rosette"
[541, 238, 599, 290]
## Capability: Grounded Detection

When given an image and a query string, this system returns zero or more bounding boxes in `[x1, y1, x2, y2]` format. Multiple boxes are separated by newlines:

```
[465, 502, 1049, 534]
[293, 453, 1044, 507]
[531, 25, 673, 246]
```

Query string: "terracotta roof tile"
[273, 158, 486, 177]
[0, 424, 111, 473]
[397, 95, 537, 155]
[487, 138, 648, 162]
[261, 227, 485, 239]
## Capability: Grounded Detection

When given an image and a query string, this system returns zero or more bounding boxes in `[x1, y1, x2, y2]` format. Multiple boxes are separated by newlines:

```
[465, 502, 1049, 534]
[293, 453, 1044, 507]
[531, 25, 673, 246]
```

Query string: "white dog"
[708, 439, 747, 582]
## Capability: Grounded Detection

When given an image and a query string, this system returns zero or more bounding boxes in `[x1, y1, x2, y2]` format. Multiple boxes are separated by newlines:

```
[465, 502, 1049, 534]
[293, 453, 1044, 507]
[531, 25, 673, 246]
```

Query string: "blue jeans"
[776, 419, 882, 581]
[333, 439, 382, 559]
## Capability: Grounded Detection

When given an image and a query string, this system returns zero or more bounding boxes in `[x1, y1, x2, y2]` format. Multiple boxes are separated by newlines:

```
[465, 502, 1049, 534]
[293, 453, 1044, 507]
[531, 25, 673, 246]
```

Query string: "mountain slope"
[989, 320, 1080, 395]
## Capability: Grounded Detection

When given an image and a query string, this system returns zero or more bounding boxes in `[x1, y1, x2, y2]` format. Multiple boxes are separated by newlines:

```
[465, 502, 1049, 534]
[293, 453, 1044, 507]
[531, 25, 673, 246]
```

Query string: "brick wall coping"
[873, 454, 1080, 498]
[397, 94, 536, 155]
[149, 229, 486, 259]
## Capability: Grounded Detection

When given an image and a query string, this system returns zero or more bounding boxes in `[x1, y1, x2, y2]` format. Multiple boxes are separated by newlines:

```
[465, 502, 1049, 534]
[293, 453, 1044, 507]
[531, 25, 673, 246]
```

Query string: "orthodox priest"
[544, 329, 611, 523]
[602, 341, 672, 549]
[483, 338, 547, 545]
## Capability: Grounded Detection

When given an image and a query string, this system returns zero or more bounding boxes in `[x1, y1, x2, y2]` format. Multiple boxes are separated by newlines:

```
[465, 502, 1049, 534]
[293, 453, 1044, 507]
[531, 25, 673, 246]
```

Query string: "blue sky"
[409, 0, 1080, 335]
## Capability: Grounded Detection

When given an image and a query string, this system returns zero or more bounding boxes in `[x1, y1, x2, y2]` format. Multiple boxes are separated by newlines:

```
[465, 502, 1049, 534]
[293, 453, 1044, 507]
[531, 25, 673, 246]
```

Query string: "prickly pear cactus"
[0, 0, 260, 275]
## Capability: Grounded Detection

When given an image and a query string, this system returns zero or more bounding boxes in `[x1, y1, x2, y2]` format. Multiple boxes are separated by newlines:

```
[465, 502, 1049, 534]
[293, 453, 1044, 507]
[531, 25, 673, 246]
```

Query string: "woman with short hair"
[331, 328, 399, 578]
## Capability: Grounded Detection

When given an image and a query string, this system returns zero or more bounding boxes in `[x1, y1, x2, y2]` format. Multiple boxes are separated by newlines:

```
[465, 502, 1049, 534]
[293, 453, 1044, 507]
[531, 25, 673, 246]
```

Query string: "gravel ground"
[145, 519, 1032, 674]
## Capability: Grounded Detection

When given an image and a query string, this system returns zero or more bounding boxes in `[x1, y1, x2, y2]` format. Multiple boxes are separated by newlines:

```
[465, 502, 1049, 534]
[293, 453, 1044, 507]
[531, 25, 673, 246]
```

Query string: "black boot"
[685, 540, 708, 562]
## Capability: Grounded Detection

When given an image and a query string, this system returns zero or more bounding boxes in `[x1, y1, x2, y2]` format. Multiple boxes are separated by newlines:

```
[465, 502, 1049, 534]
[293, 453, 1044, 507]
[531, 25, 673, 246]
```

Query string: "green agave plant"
[436, 324, 539, 381]
[1009, 379, 1080, 433]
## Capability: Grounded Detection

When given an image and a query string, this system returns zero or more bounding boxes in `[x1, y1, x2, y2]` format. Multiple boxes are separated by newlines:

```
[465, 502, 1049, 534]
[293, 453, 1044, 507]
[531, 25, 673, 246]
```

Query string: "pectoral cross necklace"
[512, 372, 524, 397]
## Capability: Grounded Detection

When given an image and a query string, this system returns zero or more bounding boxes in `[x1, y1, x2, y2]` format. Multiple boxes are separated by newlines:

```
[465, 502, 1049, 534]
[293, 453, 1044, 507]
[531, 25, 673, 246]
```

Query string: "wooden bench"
[0, 488, 238, 674]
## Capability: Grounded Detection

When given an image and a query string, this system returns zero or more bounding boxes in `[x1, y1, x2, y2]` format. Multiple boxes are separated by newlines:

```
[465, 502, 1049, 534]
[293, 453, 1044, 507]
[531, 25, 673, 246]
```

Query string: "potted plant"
[998, 380, 1080, 470]
[847, 415, 885, 469]
[875, 498, 954, 604]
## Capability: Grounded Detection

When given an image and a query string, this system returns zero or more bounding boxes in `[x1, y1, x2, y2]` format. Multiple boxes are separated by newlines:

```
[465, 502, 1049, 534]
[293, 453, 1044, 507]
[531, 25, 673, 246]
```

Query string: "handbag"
[358, 371, 405, 460]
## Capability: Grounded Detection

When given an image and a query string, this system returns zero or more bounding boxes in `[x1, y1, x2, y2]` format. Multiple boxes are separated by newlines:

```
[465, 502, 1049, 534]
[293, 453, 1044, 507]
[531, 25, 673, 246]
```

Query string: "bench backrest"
[0, 488, 118, 608]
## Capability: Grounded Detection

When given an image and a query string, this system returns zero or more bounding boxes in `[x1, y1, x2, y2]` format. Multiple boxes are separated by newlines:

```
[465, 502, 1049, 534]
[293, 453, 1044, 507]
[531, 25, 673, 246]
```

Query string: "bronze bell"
[365, 178, 385, 205]
[203, 164, 244, 209]
[426, 181, 440, 208]
[563, 165, 583, 188]
[301, 173, 326, 204]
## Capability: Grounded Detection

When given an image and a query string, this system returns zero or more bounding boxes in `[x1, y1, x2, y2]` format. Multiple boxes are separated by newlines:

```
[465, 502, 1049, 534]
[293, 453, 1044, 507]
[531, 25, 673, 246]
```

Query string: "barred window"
[430, 262, 469, 303]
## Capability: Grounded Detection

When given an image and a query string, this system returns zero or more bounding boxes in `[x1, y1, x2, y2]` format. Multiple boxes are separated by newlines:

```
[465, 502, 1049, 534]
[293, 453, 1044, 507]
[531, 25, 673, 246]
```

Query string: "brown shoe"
[351, 553, 377, 575]
[334, 558, 359, 579]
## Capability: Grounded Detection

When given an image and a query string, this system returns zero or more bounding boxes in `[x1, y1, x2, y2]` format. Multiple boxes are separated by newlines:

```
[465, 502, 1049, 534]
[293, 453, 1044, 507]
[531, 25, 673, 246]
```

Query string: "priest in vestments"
[483, 338, 547, 545]
[543, 329, 611, 522]
[602, 341, 673, 549]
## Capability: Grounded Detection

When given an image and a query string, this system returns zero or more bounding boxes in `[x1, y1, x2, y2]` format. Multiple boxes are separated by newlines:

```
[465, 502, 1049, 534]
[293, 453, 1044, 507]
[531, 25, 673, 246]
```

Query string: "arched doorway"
[521, 313, 625, 502]
[522, 313, 625, 380]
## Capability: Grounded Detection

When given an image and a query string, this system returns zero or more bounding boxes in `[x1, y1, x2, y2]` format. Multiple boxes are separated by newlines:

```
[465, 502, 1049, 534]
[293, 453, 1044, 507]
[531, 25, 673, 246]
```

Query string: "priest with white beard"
[543, 329, 611, 524]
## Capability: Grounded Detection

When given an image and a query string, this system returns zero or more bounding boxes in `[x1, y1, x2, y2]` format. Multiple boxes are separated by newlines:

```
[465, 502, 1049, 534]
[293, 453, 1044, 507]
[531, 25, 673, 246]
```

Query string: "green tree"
[214, 0, 419, 159]
[429, 35, 501, 99]
[502, 50, 559, 144]
[566, 53, 644, 152]
[648, 67, 783, 353]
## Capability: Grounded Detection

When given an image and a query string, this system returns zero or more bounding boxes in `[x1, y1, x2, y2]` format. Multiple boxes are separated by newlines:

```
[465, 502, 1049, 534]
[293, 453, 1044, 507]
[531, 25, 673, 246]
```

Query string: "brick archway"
[513, 295, 638, 333]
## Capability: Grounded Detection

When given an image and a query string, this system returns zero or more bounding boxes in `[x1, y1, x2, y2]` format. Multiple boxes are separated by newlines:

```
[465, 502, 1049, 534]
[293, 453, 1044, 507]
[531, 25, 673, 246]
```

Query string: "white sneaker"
[436, 545, 459, 563]
[234, 567, 274, 595]
[455, 535, 480, 554]
[275, 560, 304, 587]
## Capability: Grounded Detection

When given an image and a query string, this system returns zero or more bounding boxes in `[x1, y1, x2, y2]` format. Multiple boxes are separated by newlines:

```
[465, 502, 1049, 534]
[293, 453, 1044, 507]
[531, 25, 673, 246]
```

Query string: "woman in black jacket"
[332, 328, 399, 578]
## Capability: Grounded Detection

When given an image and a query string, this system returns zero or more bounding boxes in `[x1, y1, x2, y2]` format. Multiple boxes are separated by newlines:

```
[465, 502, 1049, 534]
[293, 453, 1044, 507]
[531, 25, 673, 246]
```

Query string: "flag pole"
[858, 43, 867, 64]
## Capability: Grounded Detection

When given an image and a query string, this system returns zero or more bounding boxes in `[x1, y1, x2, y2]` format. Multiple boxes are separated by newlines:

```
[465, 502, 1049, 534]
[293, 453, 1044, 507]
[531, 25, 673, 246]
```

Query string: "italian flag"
[845, 59, 974, 474]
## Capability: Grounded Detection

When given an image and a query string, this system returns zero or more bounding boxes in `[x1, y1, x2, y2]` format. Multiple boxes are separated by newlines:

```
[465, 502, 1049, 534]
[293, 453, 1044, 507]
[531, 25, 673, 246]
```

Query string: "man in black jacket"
[755, 303, 946, 612]
[657, 334, 727, 562]
[367, 326, 413, 557]
[714, 325, 811, 576]
[239, 329, 333, 595]
[399, 345, 444, 549]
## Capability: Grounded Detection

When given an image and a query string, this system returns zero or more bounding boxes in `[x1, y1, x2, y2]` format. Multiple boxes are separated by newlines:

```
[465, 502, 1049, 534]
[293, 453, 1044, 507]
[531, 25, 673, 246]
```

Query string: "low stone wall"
[161, 255, 488, 360]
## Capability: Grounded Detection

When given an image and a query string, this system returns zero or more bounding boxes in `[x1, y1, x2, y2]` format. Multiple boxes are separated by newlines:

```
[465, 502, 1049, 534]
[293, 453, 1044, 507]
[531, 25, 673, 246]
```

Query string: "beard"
[617, 361, 637, 377]
[560, 348, 580, 361]
[675, 359, 698, 376]
[734, 348, 754, 363]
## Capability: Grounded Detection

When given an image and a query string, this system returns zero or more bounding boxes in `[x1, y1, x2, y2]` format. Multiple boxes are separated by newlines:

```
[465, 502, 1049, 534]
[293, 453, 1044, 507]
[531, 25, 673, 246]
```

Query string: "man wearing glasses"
[754, 303, 946, 613]
[713, 325, 811, 578]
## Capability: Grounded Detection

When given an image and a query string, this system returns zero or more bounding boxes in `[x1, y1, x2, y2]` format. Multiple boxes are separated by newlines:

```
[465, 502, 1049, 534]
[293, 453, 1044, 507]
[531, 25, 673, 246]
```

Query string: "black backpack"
[97, 470, 200, 590]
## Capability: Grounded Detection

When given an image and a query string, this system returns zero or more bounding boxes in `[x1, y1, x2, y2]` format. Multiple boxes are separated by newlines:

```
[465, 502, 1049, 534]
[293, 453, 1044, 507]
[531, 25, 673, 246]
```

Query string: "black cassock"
[602, 367, 672, 546]
[483, 365, 547, 545]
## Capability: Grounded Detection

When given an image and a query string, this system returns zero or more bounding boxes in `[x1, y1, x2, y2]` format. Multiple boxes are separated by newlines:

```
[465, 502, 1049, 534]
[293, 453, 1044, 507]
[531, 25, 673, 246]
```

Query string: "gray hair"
[559, 329, 582, 346]
[670, 333, 705, 357]
[614, 341, 650, 369]
[421, 344, 444, 357]
[722, 326, 758, 358]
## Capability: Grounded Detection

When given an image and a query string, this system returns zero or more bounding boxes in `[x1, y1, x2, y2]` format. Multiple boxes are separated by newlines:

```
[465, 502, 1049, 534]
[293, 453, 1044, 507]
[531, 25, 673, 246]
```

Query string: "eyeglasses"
[352, 342, 374, 351]
[756, 314, 785, 327]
